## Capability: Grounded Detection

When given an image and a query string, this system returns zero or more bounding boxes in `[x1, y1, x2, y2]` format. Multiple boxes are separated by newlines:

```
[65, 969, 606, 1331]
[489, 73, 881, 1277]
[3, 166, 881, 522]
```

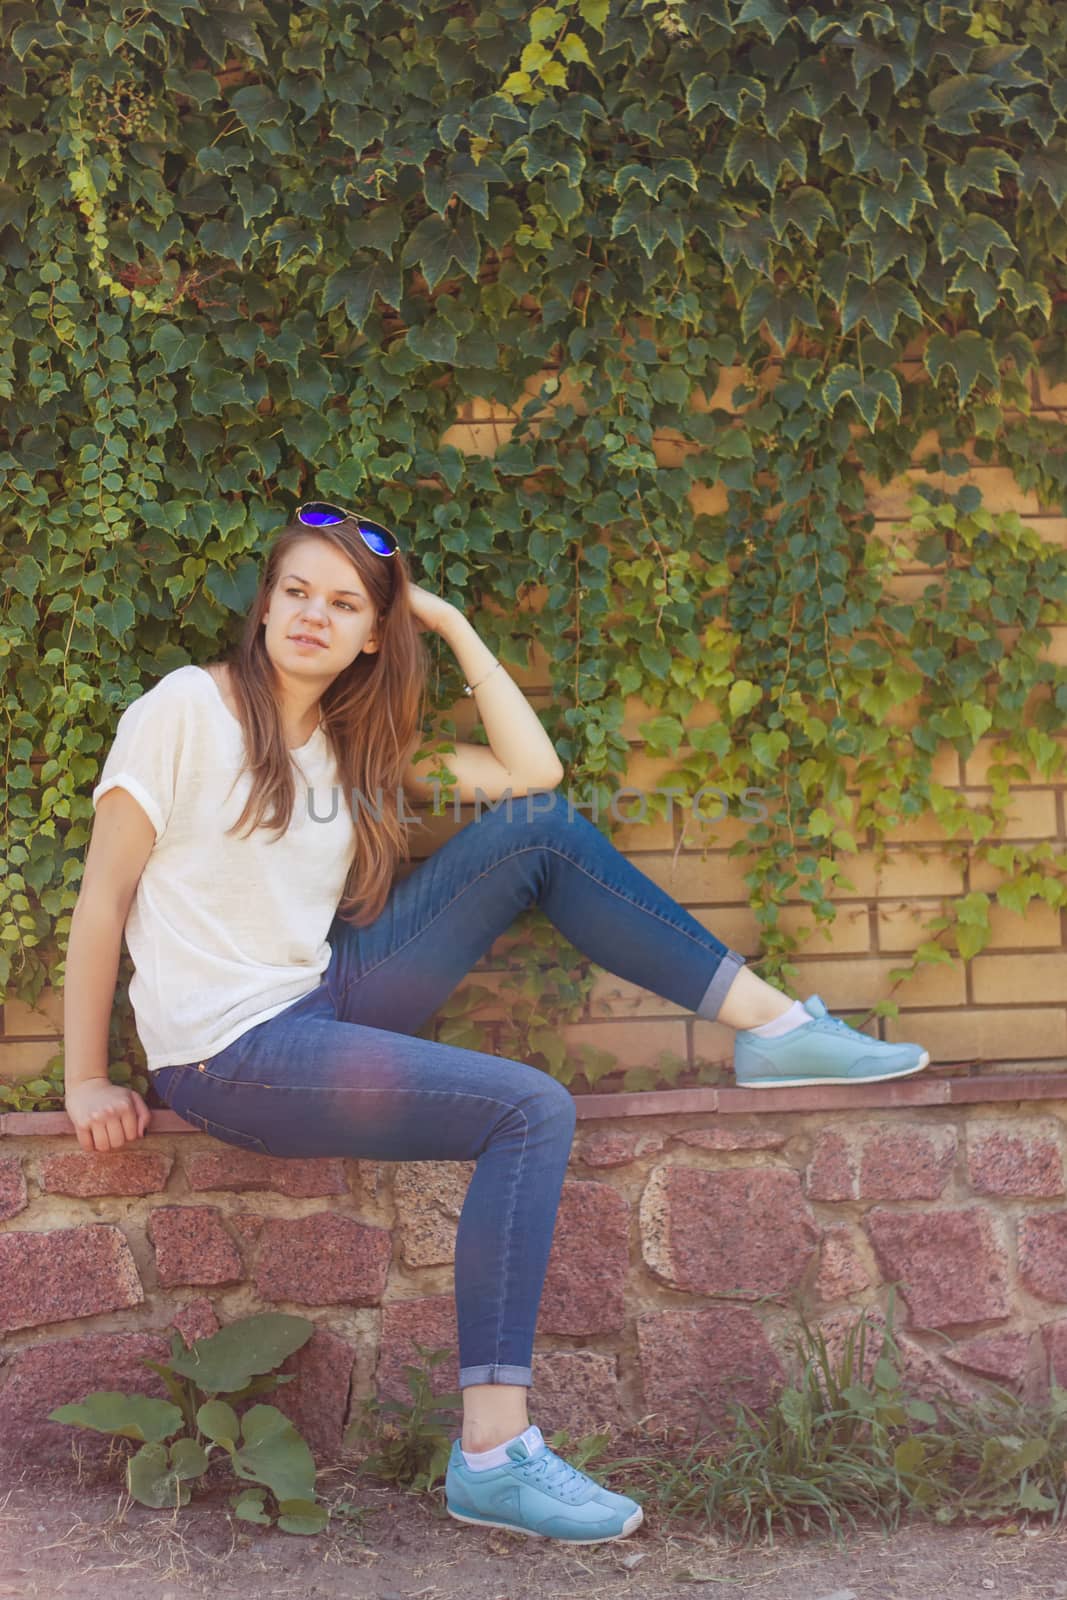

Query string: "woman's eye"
[286, 587, 354, 611]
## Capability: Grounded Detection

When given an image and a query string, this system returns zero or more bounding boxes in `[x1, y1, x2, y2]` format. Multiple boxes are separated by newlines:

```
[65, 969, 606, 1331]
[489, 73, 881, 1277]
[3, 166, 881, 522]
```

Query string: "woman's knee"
[480, 787, 588, 849]
[527, 1070, 577, 1137]
[493, 1059, 575, 1138]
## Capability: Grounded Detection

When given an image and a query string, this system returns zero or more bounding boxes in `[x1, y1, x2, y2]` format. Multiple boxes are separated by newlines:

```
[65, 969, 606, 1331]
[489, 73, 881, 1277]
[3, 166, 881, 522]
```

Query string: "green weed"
[345, 1343, 463, 1493]
[587, 1301, 1067, 1545]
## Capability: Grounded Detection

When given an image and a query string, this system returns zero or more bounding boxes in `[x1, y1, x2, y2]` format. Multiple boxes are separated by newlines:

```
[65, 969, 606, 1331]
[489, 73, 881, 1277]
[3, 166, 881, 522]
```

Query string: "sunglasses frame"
[296, 501, 400, 557]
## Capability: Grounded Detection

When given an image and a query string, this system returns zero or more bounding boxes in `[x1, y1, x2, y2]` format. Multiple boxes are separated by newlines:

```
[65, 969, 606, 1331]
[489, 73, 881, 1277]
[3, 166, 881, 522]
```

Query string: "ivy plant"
[1, 0, 1066, 1092]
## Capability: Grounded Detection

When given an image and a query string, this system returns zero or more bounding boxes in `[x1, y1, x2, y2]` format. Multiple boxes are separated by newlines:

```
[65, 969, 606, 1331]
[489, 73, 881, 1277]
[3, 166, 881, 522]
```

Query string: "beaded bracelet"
[463, 659, 502, 696]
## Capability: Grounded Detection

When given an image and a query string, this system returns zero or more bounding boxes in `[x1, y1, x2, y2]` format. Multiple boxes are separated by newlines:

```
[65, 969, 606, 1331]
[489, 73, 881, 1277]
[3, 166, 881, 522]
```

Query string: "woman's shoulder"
[123, 663, 220, 719]
[199, 661, 226, 689]
[198, 661, 239, 717]
[149, 663, 213, 700]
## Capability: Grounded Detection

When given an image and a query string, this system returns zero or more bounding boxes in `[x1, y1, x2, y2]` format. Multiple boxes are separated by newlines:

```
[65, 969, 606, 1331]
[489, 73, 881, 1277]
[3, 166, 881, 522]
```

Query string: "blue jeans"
[151, 789, 746, 1390]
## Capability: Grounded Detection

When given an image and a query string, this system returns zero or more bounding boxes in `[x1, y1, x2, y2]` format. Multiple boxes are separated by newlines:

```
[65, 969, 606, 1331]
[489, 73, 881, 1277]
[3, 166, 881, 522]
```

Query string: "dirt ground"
[2, 1448, 1067, 1600]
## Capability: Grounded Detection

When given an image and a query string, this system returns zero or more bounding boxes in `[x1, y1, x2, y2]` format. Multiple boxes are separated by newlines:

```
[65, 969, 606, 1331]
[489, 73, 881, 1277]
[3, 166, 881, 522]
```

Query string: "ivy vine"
[1, 0, 1066, 1096]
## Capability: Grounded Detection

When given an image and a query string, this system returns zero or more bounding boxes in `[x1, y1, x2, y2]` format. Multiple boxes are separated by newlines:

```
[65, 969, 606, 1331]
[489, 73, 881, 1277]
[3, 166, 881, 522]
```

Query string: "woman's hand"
[65, 1078, 151, 1153]
[406, 582, 461, 637]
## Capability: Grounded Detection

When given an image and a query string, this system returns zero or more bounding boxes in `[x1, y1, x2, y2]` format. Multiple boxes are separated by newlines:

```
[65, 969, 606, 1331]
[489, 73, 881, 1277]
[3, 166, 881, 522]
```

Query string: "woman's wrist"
[464, 660, 502, 695]
[438, 610, 500, 693]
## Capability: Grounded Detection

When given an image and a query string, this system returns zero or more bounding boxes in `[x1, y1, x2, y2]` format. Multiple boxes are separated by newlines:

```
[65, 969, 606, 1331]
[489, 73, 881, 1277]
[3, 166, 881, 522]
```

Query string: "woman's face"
[261, 538, 382, 677]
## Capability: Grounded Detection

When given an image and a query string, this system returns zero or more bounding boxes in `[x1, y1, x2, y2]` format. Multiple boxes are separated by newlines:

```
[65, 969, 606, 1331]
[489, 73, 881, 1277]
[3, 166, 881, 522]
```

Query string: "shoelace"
[518, 1447, 591, 1503]
[820, 1013, 893, 1042]
[815, 1013, 859, 1035]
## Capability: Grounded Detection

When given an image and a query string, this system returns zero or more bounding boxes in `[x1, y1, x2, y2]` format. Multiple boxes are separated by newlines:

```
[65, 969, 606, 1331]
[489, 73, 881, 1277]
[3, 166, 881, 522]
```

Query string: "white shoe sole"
[735, 1051, 930, 1089]
[447, 1503, 644, 1543]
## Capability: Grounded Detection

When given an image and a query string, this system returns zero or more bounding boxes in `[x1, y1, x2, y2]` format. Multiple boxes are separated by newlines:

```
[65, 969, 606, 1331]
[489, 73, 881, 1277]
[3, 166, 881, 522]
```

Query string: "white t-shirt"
[91, 665, 358, 1072]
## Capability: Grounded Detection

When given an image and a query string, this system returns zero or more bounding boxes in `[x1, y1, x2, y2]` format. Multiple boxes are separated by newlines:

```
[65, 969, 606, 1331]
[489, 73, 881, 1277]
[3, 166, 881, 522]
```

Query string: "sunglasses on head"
[296, 502, 400, 558]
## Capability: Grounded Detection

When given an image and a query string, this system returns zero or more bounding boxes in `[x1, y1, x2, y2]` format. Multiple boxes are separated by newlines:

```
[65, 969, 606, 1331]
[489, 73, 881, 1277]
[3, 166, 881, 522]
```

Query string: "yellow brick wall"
[7, 355, 1064, 1083]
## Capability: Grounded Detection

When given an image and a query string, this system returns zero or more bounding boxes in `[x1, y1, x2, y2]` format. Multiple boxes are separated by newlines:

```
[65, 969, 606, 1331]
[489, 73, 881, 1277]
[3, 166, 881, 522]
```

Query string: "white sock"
[461, 1423, 543, 1471]
[748, 998, 811, 1038]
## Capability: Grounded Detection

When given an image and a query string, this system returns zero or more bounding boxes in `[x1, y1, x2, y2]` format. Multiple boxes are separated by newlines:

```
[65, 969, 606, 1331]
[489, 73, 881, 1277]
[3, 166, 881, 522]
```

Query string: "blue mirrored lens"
[359, 524, 394, 554]
[300, 503, 344, 526]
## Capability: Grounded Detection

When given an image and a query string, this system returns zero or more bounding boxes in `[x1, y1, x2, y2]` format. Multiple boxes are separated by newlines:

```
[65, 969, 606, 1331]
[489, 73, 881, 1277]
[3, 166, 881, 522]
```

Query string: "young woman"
[64, 503, 929, 1545]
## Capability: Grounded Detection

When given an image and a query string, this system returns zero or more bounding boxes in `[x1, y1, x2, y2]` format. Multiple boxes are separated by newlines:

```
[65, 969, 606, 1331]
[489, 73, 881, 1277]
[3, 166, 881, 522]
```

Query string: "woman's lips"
[290, 636, 327, 649]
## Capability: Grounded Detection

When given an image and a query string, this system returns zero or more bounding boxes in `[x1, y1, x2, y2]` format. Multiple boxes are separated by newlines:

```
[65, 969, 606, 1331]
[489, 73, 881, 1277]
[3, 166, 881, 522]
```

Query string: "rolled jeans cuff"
[694, 949, 746, 1022]
[459, 1363, 533, 1389]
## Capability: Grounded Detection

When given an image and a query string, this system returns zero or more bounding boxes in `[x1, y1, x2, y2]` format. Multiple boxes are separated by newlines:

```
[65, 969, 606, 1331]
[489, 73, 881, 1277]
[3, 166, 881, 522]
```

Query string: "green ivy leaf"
[323, 256, 403, 333]
[150, 324, 204, 373]
[610, 192, 684, 257]
[852, 35, 915, 93]
[10, 555, 44, 599]
[406, 317, 459, 365]
[687, 73, 766, 123]
[400, 213, 481, 291]
[614, 158, 697, 198]
[186, 5, 267, 67]
[915, 940, 955, 965]
[728, 680, 763, 719]
[1000, 269, 1052, 320]
[714, 428, 754, 459]
[962, 702, 993, 742]
[749, 728, 788, 768]
[937, 210, 1016, 272]
[205, 559, 260, 616]
[859, 170, 934, 229]
[840, 278, 922, 343]
[928, 74, 1009, 135]
[439, 152, 509, 220]
[823, 365, 902, 427]
[948, 259, 1000, 321]
[9, 21, 63, 58]
[769, 185, 837, 246]
[725, 126, 807, 193]
[94, 595, 137, 642]
[735, 0, 796, 45]
[228, 85, 287, 138]
[886, 665, 923, 702]
[866, 214, 926, 280]
[924, 329, 1000, 405]
[577, 0, 609, 32]
[740, 281, 820, 351]
[231, 173, 277, 227]
[945, 147, 1022, 204]
[1018, 145, 1067, 209]
[638, 715, 684, 752]
[848, 638, 892, 670]
[689, 724, 732, 758]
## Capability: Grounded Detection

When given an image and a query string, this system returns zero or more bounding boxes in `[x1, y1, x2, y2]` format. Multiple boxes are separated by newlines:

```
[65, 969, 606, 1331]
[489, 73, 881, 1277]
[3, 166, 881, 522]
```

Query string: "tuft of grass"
[580, 1298, 1067, 1546]
[593, 1308, 913, 1544]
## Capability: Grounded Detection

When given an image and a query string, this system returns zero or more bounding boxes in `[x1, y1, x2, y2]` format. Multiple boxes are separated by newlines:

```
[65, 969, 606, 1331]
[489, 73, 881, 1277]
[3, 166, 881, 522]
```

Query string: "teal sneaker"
[445, 1425, 644, 1544]
[733, 995, 930, 1088]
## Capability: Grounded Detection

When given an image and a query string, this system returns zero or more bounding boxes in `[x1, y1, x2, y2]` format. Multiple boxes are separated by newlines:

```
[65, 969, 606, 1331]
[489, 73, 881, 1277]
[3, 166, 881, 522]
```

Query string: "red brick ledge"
[575, 1070, 1067, 1118]
[4, 1070, 1067, 1137]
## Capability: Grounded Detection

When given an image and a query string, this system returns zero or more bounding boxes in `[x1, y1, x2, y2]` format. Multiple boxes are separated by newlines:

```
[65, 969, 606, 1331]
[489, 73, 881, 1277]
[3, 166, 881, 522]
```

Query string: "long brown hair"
[213, 519, 431, 927]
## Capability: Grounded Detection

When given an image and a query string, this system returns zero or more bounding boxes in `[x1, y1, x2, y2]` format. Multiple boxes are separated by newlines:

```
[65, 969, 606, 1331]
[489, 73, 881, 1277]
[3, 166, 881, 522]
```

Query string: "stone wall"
[5, 1076, 1067, 1480]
